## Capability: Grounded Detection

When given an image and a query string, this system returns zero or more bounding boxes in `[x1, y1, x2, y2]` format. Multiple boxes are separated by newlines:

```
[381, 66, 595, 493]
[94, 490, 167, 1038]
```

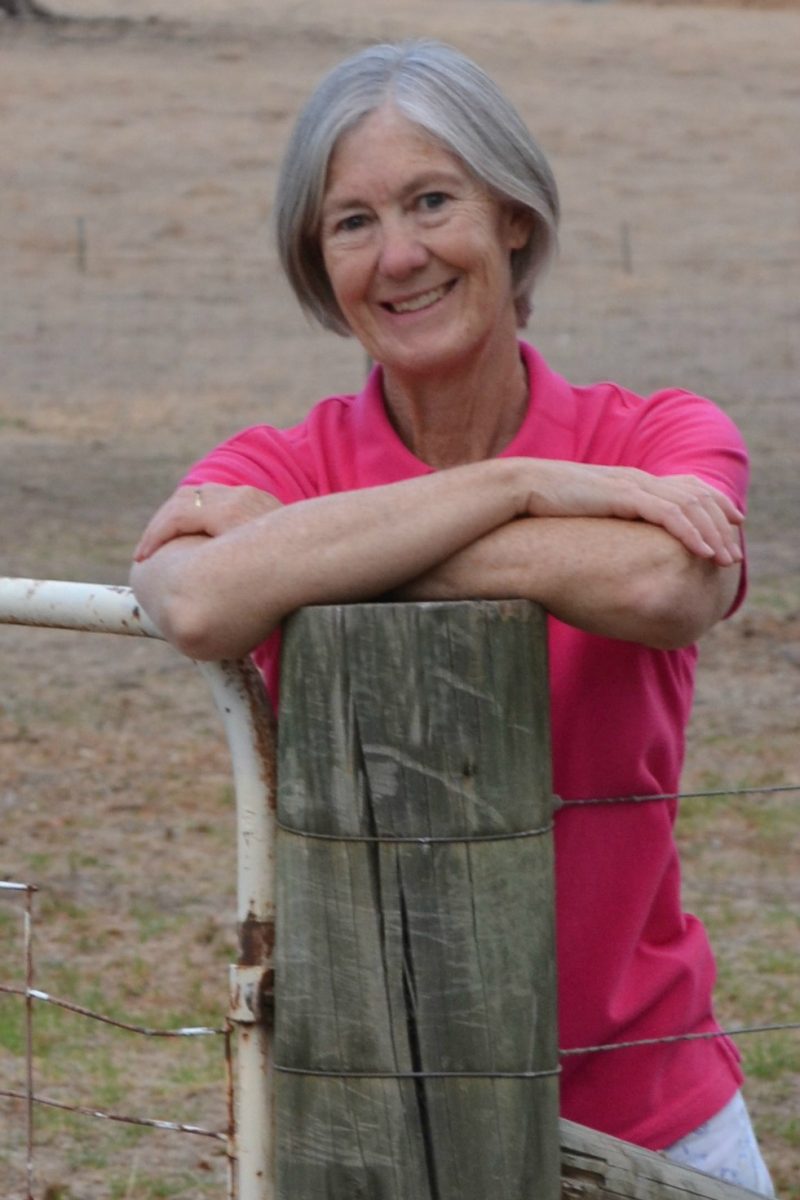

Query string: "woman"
[132, 41, 774, 1193]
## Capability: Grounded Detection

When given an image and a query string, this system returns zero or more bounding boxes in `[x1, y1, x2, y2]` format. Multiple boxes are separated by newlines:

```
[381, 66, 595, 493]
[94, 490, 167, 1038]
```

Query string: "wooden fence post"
[274, 599, 559, 1200]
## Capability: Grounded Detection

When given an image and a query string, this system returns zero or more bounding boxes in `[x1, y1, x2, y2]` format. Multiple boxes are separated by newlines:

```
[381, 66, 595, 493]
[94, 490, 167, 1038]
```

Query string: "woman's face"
[319, 105, 530, 380]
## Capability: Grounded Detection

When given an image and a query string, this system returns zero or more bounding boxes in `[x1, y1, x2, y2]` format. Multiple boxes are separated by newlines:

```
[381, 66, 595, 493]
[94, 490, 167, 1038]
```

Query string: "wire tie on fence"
[275, 818, 554, 845]
[0, 985, 225, 1037]
[276, 786, 800, 838]
[273, 1064, 561, 1080]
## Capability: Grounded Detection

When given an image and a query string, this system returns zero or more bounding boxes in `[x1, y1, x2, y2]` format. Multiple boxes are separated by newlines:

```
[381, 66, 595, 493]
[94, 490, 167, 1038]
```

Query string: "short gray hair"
[274, 40, 560, 334]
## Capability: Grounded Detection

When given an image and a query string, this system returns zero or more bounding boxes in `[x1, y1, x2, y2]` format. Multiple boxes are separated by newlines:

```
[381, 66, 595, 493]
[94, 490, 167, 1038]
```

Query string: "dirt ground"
[1, 1, 798, 1196]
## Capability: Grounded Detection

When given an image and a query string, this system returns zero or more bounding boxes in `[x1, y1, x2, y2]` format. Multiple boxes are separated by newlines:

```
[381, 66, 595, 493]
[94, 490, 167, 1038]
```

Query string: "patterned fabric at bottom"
[663, 1090, 776, 1196]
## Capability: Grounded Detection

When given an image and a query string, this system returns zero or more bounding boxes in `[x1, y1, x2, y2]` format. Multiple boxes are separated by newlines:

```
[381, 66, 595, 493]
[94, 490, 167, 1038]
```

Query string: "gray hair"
[274, 40, 560, 334]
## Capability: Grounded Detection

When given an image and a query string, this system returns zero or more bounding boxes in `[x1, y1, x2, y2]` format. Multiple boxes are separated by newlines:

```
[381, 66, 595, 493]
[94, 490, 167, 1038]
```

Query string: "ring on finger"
[193, 488, 203, 509]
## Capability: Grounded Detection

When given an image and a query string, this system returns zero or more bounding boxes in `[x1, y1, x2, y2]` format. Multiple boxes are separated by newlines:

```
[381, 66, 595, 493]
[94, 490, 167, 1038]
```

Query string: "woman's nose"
[377, 217, 429, 278]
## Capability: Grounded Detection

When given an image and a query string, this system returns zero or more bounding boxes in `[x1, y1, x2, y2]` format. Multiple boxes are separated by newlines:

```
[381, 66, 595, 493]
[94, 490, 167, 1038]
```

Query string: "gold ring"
[193, 488, 203, 509]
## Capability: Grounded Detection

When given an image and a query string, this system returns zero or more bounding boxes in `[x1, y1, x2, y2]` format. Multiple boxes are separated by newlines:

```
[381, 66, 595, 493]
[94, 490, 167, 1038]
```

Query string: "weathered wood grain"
[275, 600, 559, 1199]
[560, 1119, 765, 1199]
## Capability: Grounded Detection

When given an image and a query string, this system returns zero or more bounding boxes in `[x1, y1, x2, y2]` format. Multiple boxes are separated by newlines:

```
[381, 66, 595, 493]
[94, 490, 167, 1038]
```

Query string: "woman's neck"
[382, 338, 529, 469]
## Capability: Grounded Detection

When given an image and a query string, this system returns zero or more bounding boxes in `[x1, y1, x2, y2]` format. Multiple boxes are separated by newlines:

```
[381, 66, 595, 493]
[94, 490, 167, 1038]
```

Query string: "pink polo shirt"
[184, 341, 748, 1149]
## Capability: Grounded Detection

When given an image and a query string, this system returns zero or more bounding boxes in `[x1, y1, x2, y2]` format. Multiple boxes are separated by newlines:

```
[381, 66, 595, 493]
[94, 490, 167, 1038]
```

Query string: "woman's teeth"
[388, 283, 450, 314]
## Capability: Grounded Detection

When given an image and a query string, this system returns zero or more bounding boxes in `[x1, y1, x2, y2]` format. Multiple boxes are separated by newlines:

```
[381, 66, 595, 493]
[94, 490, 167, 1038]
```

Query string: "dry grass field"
[1, 0, 798, 1196]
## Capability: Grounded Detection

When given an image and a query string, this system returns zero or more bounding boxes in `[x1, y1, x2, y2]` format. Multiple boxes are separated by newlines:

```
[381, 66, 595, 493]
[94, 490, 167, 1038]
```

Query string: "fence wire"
[558, 783, 800, 1058]
[0, 880, 234, 1200]
[2, 778, 797, 1196]
[4, 242, 798, 445]
[0, 566, 796, 1195]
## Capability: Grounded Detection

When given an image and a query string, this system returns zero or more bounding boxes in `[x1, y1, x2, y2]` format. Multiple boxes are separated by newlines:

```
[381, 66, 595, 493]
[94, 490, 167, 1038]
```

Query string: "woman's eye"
[418, 192, 448, 213]
[337, 213, 369, 234]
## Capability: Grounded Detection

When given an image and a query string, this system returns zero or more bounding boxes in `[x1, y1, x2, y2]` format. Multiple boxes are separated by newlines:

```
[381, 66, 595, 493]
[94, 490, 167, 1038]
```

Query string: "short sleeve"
[617, 388, 749, 616]
[180, 425, 319, 505]
[617, 388, 749, 512]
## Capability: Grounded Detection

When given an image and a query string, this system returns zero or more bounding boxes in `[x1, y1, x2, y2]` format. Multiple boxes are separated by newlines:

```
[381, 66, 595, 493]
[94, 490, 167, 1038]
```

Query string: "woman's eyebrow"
[398, 170, 465, 198]
[321, 195, 366, 219]
[323, 170, 467, 217]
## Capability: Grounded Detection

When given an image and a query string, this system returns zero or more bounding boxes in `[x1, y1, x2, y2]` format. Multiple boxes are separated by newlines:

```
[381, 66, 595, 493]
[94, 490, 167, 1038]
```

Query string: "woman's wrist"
[489, 456, 535, 520]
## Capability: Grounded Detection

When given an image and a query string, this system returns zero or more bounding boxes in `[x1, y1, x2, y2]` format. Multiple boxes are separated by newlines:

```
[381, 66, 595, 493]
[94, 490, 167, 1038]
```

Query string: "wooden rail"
[561, 1120, 764, 1198]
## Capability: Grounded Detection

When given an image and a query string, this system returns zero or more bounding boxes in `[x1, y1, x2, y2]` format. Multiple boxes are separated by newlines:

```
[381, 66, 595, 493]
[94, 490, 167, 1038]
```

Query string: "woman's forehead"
[324, 107, 470, 204]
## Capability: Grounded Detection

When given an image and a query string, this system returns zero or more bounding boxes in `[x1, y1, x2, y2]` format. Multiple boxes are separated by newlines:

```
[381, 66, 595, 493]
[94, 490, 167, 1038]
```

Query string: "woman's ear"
[505, 206, 534, 251]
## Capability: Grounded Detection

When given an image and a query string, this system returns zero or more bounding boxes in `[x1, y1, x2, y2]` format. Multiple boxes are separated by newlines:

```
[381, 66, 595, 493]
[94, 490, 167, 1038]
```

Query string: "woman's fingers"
[686, 494, 743, 564]
[522, 462, 744, 564]
[133, 484, 281, 561]
[647, 497, 739, 564]
[133, 488, 208, 560]
[614, 474, 743, 564]
[642, 477, 743, 563]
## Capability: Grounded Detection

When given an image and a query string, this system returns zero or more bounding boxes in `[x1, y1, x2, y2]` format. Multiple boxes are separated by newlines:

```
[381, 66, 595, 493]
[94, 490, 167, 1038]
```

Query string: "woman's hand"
[518, 461, 744, 566]
[133, 484, 281, 561]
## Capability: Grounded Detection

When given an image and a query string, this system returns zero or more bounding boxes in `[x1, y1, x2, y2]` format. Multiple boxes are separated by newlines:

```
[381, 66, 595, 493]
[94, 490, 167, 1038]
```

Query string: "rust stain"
[239, 661, 278, 809]
[237, 912, 275, 1028]
[260, 969, 275, 1025]
[223, 1022, 237, 1194]
[238, 912, 275, 967]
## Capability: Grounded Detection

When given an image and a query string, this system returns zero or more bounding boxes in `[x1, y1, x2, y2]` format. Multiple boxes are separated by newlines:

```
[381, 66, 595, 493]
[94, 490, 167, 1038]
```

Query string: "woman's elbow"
[130, 562, 265, 661]
[628, 565, 738, 651]
[639, 610, 707, 652]
[158, 601, 230, 660]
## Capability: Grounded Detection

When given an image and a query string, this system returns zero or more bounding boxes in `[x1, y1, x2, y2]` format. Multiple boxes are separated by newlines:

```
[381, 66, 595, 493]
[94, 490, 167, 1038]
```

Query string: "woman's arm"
[131, 459, 525, 659]
[394, 516, 742, 649]
[130, 459, 742, 659]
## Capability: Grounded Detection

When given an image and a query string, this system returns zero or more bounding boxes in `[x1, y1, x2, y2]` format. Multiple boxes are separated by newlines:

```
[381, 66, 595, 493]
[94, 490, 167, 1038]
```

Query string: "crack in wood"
[398, 867, 440, 1200]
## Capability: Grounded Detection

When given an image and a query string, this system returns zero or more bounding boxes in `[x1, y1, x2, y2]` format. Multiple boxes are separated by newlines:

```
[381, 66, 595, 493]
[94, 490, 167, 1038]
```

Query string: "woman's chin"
[377, 341, 466, 380]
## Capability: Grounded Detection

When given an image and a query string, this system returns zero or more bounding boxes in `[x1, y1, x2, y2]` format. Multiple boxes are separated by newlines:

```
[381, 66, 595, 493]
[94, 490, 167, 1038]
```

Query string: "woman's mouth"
[382, 280, 456, 314]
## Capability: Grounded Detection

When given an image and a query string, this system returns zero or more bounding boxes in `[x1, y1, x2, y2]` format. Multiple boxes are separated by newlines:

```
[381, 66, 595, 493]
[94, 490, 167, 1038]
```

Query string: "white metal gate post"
[0, 578, 275, 1200]
[198, 656, 276, 1200]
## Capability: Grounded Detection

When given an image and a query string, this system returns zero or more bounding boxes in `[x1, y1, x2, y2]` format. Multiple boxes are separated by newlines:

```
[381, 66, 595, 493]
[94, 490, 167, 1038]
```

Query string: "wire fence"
[3, 777, 796, 1190]
[558, 784, 800, 1059]
[4, 233, 798, 421]
[0, 585, 797, 1197]
[3, 780, 798, 1196]
[0, 880, 233, 1200]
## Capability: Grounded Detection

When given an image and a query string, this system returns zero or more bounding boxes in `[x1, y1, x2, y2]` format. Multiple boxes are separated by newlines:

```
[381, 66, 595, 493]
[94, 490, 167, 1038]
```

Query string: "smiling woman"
[275, 39, 559, 336]
[129, 39, 772, 1193]
[318, 108, 532, 421]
